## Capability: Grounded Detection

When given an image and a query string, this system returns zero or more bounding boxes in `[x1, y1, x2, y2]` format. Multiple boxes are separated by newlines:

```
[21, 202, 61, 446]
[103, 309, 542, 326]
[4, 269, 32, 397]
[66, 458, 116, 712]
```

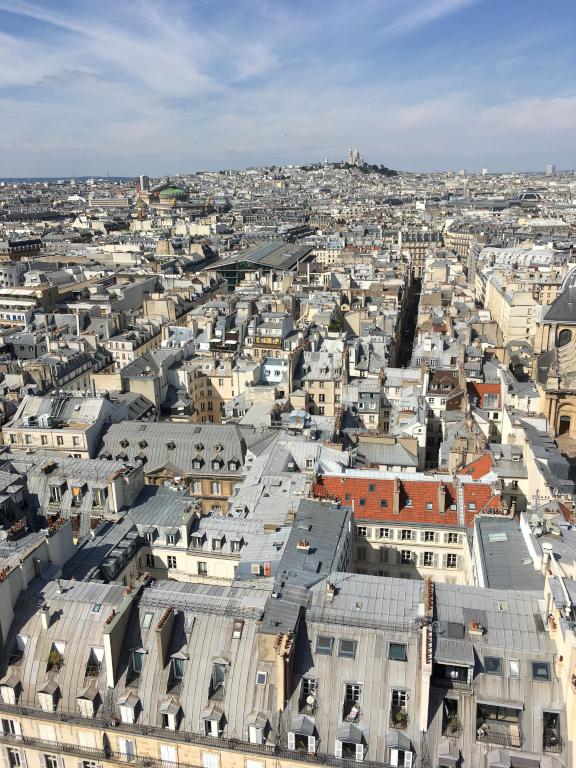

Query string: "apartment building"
[313, 469, 503, 584]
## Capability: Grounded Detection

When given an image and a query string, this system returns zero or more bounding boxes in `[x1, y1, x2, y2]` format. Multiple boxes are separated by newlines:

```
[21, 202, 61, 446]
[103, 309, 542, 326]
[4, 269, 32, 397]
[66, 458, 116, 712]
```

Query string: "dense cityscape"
[0, 156, 574, 768]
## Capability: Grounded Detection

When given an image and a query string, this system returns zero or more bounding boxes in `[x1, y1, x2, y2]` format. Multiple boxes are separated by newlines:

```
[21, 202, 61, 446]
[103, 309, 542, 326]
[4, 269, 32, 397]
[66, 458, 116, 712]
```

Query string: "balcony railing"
[543, 732, 563, 754]
[389, 707, 408, 730]
[0, 700, 395, 768]
[476, 726, 522, 749]
[0, 730, 199, 768]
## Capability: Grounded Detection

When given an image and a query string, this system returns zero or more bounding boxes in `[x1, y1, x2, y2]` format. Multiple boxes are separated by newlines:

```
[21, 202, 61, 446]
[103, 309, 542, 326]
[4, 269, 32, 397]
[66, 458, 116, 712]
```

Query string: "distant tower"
[139, 174, 150, 192]
[545, 164, 556, 177]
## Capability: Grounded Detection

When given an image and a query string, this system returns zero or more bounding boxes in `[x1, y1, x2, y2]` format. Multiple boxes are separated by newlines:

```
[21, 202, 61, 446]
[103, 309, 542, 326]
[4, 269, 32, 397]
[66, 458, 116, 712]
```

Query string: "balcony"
[389, 707, 408, 730]
[476, 724, 522, 749]
[342, 700, 361, 723]
[0, 698, 397, 768]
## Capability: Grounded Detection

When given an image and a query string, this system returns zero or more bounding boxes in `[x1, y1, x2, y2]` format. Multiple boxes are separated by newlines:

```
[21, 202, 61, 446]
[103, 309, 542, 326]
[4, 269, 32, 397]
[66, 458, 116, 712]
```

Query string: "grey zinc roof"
[99, 421, 251, 475]
[476, 518, 544, 592]
[434, 582, 552, 653]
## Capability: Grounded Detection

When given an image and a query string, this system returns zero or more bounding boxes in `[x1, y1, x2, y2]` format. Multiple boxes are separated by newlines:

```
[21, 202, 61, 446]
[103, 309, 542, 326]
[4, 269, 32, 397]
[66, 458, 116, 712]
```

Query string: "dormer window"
[232, 620, 244, 640]
[85, 647, 103, 678]
[118, 692, 140, 724]
[230, 539, 242, 553]
[203, 704, 224, 737]
[93, 487, 107, 508]
[38, 681, 60, 712]
[166, 530, 179, 546]
[212, 537, 224, 551]
[192, 533, 205, 548]
[212, 458, 224, 471]
[47, 643, 65, 672]
[71, 484, 85, 506]
[209, 661, 228, 700]
[77, 687, 99, 718]
[160, 699, 181, 731]
[228, 459, 240, 471]
[145, 528, 157, 544]
[193, 458, 203, 469]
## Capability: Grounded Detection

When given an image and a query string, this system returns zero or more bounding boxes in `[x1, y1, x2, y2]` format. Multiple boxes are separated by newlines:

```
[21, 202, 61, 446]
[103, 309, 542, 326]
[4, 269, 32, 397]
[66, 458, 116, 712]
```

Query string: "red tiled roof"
[312, 474, 499, 527]
[459, 453, 493, 480]
[467, 382, 501, 408]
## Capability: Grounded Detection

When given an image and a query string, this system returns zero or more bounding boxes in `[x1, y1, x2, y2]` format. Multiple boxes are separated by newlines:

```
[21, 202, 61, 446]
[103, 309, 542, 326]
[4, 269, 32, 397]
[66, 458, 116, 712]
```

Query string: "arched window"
[558, 415, 571, 436]
[558, 329, 572, 347]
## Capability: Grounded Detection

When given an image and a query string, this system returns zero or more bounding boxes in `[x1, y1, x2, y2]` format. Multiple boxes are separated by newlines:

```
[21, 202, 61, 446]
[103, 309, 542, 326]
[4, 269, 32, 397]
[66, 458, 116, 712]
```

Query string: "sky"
[0, 0, 574, 176]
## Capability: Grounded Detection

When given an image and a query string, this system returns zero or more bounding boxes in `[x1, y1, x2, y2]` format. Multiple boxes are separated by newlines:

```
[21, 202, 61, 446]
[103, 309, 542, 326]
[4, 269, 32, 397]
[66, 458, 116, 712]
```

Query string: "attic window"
[138, 440, 148, 449]
[120, 439, 129, 448]
[166, 441, 176, 450]
[142, 613, 153, 630]
[256, 672, 267, 685]
[232, 619, 244, 640]
[212, 458, 223, 470]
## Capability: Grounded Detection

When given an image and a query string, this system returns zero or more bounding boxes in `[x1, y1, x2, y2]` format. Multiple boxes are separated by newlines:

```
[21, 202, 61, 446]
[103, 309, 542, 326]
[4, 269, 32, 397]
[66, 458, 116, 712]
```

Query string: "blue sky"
[0, 0, 574, 176]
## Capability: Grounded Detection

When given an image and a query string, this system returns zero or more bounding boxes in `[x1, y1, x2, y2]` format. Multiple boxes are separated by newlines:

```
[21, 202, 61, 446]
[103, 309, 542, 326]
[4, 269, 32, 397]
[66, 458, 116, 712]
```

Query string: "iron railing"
[476, 727, 522, 749]
[0, 701, 395, 768]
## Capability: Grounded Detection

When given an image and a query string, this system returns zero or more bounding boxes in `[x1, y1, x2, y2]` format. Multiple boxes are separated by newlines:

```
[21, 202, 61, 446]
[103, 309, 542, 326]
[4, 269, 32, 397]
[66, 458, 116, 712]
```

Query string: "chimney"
[41, 604, 50, 629]
[437, 483, 446, 514]
[541, 542, 554, 574]
[393, 479, 401, 515]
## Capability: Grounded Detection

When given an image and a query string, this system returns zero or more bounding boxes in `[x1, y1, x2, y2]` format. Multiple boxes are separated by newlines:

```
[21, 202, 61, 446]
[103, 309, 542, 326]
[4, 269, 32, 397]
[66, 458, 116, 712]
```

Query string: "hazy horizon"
[1, 0, 574, 177]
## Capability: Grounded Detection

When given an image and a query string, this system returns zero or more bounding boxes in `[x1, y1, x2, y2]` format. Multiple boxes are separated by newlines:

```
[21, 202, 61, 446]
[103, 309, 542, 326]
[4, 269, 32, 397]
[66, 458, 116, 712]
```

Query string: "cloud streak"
[0, 0, 574, 175]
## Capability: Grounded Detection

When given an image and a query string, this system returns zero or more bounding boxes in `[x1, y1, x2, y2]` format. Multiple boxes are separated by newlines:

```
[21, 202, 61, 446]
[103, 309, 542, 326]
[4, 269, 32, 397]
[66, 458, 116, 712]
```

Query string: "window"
[1, 720, 21, 736]
[24, 434, 32, 445]
[232, 619, 244, 640]
[446, 554, 458, 568]
[212, 482, 221, 495]
[509, 660, 520, 678]
[93, 488, 106, 507]
[41, 435, 48, 446]
[171, 657, 185, 681]
[256, 671, 267, 685]
[532, 662, 551, 681]
[389, 643, 407, 662]
[401, 530, 414, 541]
[405, 497, 412, 507]
[7, 750, 21, 768]
[196, 561, 208, 575]
[318, 394, 325, 402]
[49, 486, 62, 503]
[468, 502, 476, 511]
[318, 407, 325, 415]
[345, 683, 361, 702]
[56, 436, 64, 446]
[302, 678, 317, 697]
[72, 436, 80, 447]
[391, 689, 407, 708]
[357, 526, 367, 537]
[447, 532, 459, 544]
[358, 498, 366, 507]
[44, 757, 59, 768]
[368, 483, 376, 492]
[424, 531, 435, 542]
[316, 636, 334, 655]
[9, 434, 16, 444]
[145, 554, 155, 568]
[345, 494, 351, 501]
[357, 547, 366, 562]
[167, 556, 177, 569]
[380, 499, 388, 508]
[400, 550, 412, 564]
[426, 502, 433, 510]
[338, 639, 357, 659]
[131, 651, 144, 675]
[484, 656, 503, 676]
[142, 613, 153, 630]
[379, 527, 390, 538]
[423, 552, 434, 567]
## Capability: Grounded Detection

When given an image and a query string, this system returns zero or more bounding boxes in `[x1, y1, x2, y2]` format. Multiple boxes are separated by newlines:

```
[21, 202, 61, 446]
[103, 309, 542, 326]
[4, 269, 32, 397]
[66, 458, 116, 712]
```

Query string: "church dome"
[159, 186, 188, 201]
